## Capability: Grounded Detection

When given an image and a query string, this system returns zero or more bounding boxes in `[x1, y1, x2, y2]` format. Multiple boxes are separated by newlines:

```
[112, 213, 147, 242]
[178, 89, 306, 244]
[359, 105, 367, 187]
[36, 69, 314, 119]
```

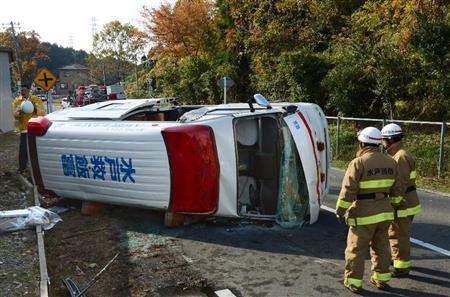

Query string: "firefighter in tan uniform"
[336, 127, 404, 293]
[381, 123, 422, 277]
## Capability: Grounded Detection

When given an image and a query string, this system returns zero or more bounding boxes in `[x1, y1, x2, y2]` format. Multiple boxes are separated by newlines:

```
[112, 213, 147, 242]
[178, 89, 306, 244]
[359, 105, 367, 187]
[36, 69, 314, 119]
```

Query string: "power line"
[68, 34, 74, 48]
[91, 16, 97, 50]
[91, 16, 97, 36]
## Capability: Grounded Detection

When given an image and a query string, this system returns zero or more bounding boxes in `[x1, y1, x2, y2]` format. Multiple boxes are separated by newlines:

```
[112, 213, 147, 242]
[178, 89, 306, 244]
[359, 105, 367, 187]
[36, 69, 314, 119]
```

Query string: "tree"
[223, 0, 362, 102]
[409, 8, 450, 120]
[323, 0, 450, 120]
[87, 54, 122, 85]
[0, 30, 48, 85]
[38, 42, 88, 72]
[92, 20, 146, 81]
[141, 0, 218, 60]
[139, 0, 449, 120]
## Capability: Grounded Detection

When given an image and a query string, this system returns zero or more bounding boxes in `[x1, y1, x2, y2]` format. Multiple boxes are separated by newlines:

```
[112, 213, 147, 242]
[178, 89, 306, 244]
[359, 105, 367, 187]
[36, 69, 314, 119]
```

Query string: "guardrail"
[326, 116, 449, 178]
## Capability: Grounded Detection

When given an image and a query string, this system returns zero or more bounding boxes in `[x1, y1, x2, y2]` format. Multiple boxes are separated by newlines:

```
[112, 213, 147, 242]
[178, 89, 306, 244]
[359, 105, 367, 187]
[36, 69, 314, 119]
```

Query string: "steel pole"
[438, 122, 447, 178]
[46, 92, 50, 113]
[224, 77, 227, 104]
[336, 116, 340, 159]
[381, 119, 387, 152]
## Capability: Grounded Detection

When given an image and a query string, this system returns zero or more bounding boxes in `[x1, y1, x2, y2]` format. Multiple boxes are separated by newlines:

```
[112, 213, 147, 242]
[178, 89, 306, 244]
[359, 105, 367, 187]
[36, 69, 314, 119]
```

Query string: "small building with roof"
[56, 63, 89, 95]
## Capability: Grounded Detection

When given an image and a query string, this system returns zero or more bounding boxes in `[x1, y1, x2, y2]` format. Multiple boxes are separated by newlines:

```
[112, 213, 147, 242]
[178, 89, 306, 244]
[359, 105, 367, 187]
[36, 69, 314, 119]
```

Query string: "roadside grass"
[0, 131, 19, 174]
[328, 122, 450, 194]
[0, 132, 40, 296]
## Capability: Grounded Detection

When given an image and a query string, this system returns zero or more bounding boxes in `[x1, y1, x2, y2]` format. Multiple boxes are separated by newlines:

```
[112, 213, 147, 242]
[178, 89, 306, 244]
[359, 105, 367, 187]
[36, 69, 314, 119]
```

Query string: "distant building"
[56, 64, 89, 95]
[0, 47, 14, 133]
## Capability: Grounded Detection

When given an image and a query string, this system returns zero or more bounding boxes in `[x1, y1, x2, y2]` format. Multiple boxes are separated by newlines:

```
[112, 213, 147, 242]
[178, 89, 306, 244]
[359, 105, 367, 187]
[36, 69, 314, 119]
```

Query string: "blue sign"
[61, 154, 136, 183]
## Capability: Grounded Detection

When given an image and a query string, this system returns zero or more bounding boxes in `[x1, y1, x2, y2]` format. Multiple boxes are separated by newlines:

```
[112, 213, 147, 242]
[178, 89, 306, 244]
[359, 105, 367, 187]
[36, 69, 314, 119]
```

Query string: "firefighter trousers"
[389, 216, 414, 270]
[344, 221, 392, 287]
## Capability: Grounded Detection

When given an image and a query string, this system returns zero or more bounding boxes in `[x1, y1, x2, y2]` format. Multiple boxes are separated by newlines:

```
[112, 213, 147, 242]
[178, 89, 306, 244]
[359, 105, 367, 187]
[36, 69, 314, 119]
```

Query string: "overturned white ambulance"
[27, 95, 330, 226]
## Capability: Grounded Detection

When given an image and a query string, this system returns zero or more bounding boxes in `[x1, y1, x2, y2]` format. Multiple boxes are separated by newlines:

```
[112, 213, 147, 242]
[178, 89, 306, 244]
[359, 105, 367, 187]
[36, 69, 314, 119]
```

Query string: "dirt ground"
[0, 132, 39, 297]
[45, 205, 212, 297]
[1, 132, 214, 297]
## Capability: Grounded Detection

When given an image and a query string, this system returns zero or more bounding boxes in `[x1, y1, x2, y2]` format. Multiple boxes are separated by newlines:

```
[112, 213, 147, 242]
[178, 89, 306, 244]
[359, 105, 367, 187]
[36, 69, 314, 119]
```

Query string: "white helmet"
[357, 127, 382, 145]
[381, 123, 402, 138]
[21, 100, 34, 114]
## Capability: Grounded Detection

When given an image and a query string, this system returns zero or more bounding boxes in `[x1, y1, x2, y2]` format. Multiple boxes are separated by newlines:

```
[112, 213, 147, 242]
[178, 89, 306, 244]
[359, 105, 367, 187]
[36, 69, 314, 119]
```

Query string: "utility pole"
[2, 21, 23, 89]
[135, 65, 139, 96]
[102, 62, 106, 86]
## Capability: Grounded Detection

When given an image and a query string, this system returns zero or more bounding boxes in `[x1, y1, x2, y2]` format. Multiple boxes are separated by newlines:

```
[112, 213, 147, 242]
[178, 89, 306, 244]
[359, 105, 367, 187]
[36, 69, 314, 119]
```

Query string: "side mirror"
[248, 99, 255, 113]
[253, 94, 272, 109]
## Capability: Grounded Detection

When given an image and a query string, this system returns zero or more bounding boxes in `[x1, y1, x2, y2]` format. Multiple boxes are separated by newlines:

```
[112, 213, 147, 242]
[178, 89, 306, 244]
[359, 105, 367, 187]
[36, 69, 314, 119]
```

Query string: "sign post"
[224, 77, 226, 104]
[34, 67, 57, 113]
[219, 76, 235, 104]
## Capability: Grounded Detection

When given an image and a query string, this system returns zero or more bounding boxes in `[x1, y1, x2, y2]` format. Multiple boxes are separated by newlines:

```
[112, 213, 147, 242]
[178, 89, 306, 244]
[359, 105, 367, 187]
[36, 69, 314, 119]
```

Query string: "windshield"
[276, 125, 310, 227]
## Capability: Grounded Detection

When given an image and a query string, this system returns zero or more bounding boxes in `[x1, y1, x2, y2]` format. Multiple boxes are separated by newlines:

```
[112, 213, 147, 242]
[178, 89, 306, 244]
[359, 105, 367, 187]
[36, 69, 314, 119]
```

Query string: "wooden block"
[81, 201, 107, 215]
[164, 211, 185, 228]
[184, 215, 206, 225]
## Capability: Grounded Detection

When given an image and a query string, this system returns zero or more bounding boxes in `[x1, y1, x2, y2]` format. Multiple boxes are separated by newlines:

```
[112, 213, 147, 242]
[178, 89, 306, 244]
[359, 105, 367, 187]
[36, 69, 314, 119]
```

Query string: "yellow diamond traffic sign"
[34, 67, 57, 92]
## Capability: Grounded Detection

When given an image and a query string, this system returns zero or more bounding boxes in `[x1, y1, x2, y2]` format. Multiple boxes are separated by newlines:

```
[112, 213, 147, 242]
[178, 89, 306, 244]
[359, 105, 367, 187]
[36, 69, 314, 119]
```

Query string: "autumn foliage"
[142, 0, 217, 59]
[0, 30, 48, 85]
[141, 0, 450, 120]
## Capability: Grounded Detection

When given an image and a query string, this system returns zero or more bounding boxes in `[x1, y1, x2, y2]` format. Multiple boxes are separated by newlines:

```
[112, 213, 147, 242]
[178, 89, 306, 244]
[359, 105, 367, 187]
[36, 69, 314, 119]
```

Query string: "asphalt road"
[167, 168, 450, 296]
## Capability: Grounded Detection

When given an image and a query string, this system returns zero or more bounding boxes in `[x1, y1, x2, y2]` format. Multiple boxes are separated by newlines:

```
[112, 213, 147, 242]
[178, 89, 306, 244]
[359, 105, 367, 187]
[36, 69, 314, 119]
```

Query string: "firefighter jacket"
[12, 95, 46, 132]
[336, 146, 404, 226]
[386, 141, 422, 217]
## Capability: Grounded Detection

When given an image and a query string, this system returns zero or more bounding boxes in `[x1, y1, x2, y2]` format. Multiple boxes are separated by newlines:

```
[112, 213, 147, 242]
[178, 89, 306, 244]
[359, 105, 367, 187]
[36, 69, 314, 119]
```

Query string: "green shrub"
[328, 121, 449, 192]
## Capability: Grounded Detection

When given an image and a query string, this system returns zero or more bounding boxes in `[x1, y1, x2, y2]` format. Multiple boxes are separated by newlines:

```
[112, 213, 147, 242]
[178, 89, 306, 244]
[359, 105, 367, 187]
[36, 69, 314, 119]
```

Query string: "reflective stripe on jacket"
[386, 142, 422, 217]
[336, 146, 404, 226]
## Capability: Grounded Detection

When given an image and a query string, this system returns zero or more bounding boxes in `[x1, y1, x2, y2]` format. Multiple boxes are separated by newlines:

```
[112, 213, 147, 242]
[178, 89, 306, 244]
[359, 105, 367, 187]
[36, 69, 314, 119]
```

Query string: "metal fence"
[326, 116, 449, 178]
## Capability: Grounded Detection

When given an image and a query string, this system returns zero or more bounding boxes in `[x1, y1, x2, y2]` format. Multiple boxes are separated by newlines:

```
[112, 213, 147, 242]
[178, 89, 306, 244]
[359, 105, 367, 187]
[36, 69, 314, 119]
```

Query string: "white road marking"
[321, 205, 336, 213]
[321, 205, 450, 257]
[314, 258, 340, 267]
[410, 238, 450, 257]
[215, 289, 237, 297]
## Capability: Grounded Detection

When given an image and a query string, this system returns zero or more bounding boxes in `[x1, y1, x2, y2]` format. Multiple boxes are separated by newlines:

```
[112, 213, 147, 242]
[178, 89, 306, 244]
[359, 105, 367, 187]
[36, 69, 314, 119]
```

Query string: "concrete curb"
[417, 187, 450, 198]
[17, 173, 49, 297]
[33, 186, 49, 297]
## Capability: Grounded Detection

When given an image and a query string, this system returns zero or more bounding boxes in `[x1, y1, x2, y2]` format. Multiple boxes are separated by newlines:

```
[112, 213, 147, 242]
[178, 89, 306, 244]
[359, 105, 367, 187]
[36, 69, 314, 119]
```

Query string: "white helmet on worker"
[381, 123, 403, 139]
[357, 127, 382, 145]
[21, 100, 34, 114]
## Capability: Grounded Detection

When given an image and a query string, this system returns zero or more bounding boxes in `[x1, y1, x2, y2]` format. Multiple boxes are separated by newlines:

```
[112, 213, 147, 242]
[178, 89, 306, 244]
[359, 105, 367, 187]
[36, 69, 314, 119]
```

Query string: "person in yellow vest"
[12, 85, 46, 174]
[381, 123, 422, 277]
[336, 127, 404, 293]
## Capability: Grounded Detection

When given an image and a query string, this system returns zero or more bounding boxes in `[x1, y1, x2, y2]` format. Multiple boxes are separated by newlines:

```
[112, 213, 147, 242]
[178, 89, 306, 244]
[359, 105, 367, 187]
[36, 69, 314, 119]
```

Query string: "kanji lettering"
[90, 155, 106, 180]
[61, 154, 136, 183]
[120, 157, 136, 183]
[61, 154, 76, 177]
[105, 157, 121, 182]
[75, 155, 90, 179]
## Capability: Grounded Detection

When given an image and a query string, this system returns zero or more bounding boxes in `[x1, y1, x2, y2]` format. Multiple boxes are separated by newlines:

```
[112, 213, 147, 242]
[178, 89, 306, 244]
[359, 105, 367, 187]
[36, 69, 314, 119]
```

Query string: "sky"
[0, 0, 174, 52]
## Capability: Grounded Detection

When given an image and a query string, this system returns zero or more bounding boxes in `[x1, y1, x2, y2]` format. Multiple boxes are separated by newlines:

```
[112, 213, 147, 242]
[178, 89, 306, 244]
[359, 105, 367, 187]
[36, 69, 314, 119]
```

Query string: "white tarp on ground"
[0, 50, 14, 133]
[0, 206, 62, 233]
